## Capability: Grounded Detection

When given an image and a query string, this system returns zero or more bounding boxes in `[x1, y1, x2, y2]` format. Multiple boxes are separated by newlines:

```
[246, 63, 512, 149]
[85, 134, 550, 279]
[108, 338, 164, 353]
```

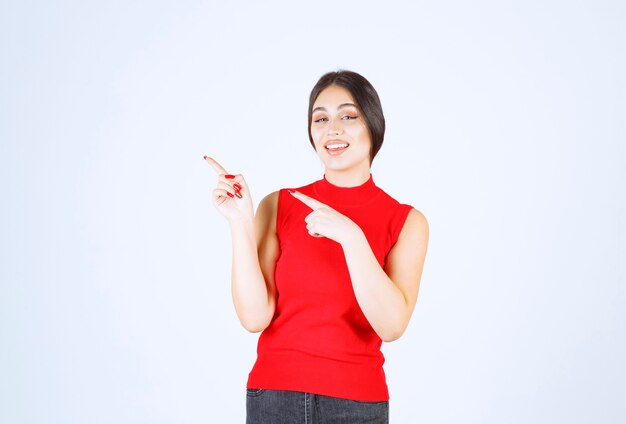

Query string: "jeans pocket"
[246, 388, 265, 397]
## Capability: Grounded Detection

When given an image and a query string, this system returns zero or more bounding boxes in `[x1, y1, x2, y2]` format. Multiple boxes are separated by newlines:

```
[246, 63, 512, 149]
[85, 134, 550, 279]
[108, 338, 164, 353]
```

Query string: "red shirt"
[247, 173, 413, 401]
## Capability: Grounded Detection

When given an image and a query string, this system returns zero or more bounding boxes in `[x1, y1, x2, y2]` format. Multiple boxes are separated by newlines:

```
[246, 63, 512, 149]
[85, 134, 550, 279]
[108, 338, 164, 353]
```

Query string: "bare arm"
[341, 208, 429, 342]
[230, 191, 279, 332]
[204, 156, 279, 333]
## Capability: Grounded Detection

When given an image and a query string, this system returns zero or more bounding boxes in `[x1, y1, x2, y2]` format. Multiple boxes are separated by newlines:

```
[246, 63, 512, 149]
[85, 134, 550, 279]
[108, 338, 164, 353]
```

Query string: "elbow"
[381, 329, 404, 343]
[379, 320, 409, 342]
[379, 325, 406, 343]
[235, 300, 275, 333]
[240, 313, 273, 334]
[241, 322, 267, 333]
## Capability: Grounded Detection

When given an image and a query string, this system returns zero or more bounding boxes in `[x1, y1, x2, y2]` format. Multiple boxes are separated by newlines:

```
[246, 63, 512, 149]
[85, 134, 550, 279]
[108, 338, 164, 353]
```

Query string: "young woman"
[205, 70, 429, 423]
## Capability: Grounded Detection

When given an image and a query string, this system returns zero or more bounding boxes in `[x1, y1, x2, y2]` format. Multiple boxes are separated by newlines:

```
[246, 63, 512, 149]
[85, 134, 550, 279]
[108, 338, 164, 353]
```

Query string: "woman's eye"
[313, 117, 327, 123]
[342, 115, 358, 120]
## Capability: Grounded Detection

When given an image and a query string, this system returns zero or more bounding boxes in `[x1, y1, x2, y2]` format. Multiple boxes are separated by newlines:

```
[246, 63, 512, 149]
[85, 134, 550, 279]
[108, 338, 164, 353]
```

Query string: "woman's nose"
[327, 119, 343, 135]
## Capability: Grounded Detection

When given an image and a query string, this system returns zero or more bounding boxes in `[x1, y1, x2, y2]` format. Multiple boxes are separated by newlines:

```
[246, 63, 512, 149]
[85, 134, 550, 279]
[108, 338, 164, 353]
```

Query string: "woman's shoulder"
[373, 185, 427, 231]
[258, 190, 280, 213]
[405, 207, 428, 228]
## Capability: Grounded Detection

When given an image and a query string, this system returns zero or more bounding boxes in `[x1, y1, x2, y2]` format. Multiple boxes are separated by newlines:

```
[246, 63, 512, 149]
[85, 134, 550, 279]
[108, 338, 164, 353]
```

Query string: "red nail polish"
[233, 183, 242, 191]
[227, 192, 234, 198]
[235, 191, 243, 198]
[203, 155, 207, 159]
[288, 189, 295, 193]
[225, 174, 235, 179]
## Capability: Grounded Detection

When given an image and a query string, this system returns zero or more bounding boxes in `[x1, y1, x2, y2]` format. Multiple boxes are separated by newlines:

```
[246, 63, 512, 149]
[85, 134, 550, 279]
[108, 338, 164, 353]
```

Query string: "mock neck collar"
[312, 173, 381, 207]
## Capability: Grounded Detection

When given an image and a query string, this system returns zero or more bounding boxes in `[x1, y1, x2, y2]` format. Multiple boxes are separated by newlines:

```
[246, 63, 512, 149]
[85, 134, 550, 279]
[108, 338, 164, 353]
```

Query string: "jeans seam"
[246, 388, 265, 398]
[315, 394, 320, 422]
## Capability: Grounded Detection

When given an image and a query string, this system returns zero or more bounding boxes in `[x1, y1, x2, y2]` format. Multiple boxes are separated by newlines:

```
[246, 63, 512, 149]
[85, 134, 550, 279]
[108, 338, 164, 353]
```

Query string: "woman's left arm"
[341, 208, 429, 342]
[289, 190, 429, 342]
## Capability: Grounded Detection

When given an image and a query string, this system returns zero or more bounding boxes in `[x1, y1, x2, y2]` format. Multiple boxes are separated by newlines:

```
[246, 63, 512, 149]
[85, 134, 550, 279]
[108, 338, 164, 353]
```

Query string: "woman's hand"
[204, 156, 253, 224]
[289, 190, 363, 246]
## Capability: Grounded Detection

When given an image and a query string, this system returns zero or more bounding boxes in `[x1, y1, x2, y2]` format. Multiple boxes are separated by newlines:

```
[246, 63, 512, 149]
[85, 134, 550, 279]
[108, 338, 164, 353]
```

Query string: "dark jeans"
[246, 388, 389, 423]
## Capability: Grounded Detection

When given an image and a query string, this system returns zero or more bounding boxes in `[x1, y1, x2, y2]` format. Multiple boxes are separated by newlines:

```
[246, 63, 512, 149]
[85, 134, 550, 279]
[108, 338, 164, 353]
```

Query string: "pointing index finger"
[289, 190, 326, 211]
[204, 156, 228, 175]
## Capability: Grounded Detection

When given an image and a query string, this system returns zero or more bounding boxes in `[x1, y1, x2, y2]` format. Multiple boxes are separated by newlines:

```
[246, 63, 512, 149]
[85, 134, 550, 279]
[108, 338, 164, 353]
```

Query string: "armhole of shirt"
[390, 204, 414, 248]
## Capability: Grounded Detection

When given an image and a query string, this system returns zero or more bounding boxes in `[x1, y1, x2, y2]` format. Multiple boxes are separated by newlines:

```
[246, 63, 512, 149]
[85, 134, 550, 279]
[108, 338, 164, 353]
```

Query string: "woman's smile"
[325, 140, 350, 155]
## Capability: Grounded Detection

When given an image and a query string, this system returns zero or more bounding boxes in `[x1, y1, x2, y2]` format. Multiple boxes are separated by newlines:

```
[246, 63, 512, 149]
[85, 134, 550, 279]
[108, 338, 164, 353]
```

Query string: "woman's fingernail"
[203, 155, 207, 160]
[234, 191, 243, 198]
[225, 174, 236, 179]
[227, 192, 234, 198]
[233, 183, 242, 191]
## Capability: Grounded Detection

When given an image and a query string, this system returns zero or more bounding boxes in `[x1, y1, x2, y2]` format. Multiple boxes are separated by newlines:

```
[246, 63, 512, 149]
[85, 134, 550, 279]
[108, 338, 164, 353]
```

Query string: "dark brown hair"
[307, 70, 385, 164]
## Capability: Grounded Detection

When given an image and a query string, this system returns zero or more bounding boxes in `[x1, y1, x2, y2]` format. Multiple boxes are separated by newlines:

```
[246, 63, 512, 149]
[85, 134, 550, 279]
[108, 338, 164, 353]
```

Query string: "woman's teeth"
[326, 143, 349, 150]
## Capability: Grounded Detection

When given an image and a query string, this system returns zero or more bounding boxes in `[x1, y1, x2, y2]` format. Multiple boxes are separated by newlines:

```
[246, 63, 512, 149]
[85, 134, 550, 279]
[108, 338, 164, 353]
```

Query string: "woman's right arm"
[230, 191, 279, 332]
[204, 156, 279, 333]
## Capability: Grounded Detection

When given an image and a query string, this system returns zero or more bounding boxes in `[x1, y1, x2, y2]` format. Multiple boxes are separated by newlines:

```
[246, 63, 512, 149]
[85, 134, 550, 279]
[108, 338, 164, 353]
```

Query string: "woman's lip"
[326, 144, 349, 155]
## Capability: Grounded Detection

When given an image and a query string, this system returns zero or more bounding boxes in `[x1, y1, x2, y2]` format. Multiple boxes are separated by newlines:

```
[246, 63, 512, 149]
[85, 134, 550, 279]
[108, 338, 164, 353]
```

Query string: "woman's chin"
[320, 161, 349, 172]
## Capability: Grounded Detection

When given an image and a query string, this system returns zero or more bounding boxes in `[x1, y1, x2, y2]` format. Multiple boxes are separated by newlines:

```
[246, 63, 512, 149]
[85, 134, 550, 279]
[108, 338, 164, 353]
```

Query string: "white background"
[1, 1, 625, 422]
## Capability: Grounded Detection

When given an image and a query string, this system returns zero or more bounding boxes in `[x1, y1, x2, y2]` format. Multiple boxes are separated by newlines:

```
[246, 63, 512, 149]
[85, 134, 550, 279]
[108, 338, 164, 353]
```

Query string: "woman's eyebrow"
[312, 103, 357, 113]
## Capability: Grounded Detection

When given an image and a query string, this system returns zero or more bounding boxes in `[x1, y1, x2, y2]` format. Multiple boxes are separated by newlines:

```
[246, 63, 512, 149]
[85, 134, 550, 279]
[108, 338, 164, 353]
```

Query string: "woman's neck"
[323, 167, 371, 188]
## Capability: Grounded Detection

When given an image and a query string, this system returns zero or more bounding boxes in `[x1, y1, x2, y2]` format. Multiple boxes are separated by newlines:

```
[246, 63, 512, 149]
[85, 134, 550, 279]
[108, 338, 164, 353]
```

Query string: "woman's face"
[310, 85, 372, 173]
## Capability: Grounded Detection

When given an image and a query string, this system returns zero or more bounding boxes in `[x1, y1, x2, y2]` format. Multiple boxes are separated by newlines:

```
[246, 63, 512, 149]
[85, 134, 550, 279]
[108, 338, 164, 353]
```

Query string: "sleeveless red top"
[247, 173, 413, 401]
